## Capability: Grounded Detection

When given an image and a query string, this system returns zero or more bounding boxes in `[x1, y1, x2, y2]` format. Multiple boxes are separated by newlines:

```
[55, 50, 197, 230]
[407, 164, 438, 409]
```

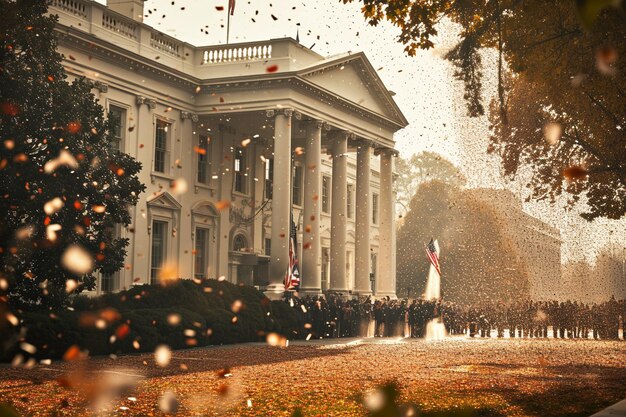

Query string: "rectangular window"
[234, 147, 247, 193]
[265, 159, 273, 200]
[321, 247, 329, 290]
[197, 135, 210, 184]
[194, 228, 208, 279]
[372, 193, 379, 225]
[293, 165, 302, 206]
[101, 272, 119, 293]
[264, 238, 271, 256]
[322, 176, 330, 214]
[101, 225, 121, 292]
[100, 223, 122, 293]
[347, 184, 353, 219]
[371, 253, 377, 289]
[154, 120, 170, 173]
[150, 220, 167, 284]
[109, 105, 125, 152]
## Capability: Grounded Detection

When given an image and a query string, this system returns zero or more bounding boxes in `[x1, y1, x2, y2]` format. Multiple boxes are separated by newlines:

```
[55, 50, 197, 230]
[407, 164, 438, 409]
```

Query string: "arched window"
[233, 234, 247, 251]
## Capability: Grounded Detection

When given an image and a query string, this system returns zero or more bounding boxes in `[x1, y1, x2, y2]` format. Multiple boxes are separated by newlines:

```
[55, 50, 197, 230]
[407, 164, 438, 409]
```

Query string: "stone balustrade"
[49, 0, 301, 76]
[202, 43, 273, 64]
[150, 32, 181, 57]
[102, 12, 137, 40]
[51, 0, 87, 18]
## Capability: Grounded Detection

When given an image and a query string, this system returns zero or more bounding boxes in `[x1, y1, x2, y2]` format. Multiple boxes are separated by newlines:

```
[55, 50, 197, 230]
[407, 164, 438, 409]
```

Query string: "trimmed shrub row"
[2, 280, 298, 362]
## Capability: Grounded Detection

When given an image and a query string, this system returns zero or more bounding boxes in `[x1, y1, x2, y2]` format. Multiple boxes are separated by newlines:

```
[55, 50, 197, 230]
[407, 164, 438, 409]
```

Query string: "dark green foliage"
[2, 280, 299, 361]
[0, 0, 145, 309]
[268, 300, 300, 336]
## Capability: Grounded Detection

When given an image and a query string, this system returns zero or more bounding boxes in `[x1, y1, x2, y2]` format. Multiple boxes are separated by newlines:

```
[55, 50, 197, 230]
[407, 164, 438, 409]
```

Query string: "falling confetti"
[43, 150, 79, 173]
[543, 122, 562, 145]
[61, 245, 94, 274]
[43, 197, 64, 215]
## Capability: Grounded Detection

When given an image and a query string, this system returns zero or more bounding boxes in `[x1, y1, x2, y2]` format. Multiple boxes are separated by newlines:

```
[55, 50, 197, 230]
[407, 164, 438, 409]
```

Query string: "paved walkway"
[591, 399, 626, 416]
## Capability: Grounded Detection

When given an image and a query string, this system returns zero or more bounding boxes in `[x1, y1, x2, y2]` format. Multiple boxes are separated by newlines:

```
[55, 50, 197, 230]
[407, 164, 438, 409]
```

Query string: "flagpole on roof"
[226, 0, 235, 44]
[226, 10, 231, 44]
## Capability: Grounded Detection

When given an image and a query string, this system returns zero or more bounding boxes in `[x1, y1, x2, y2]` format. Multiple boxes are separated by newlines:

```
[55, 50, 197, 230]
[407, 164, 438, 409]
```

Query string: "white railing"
[102, 12, 137, 40]
[50, 0, 87, 18]
[202, 43, 272, 64]
[150, 32, 181, 57]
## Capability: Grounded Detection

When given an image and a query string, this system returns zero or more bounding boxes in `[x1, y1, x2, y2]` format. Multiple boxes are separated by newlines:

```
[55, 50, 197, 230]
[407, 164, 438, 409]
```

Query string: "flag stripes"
[426, 238, 441, 276]
[284, 216, 300, 290]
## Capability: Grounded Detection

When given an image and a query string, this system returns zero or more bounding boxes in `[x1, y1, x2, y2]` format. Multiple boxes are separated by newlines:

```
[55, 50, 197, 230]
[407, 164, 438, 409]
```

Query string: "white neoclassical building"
[50, 0, 408, 298]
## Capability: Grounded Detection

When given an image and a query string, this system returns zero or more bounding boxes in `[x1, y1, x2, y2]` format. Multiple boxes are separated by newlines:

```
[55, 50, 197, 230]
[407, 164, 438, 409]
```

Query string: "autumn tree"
[593, 245, 626, 301]
[345, 0, 626, 220]
[0, 0, 145, 309]
[396, 180, 529, 303]
[394, 151, 466, 214]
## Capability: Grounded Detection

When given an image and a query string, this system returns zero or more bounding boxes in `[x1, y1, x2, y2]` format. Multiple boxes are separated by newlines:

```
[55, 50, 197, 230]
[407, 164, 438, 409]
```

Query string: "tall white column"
[131, 96, 153, 285]
[377, 148, 396, 298]
[330, 132, 350, 294]
[354, 141, 372, 296]
[178, 112, 195, 280]
[266, 109, 292, 299]
[217, 124, 232, 281]
[252, 143, 265, 252]
[300, 120, 323, 295]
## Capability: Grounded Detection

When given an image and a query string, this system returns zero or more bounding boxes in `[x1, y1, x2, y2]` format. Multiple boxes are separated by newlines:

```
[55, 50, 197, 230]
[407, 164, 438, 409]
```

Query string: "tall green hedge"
[2, 280, 298, 362]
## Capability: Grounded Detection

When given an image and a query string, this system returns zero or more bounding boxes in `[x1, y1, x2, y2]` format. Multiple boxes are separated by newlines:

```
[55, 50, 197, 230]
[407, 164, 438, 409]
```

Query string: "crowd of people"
[284, 294, 626, 341]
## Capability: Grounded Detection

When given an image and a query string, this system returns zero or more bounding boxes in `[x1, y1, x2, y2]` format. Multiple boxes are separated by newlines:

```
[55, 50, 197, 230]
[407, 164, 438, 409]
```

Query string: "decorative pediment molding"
[191, 201, 219, 217]
[147, 191, 182, 210]
[297, 53, 408, 127]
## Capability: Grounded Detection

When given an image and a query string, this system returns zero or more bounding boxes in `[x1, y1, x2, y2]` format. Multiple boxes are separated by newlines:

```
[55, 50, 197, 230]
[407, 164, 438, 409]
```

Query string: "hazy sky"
[95, 0, 625, 263]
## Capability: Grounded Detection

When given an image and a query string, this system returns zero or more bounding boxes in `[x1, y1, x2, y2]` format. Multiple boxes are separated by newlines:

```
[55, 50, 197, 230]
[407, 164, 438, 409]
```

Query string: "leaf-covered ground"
[1, 337, 625, 416]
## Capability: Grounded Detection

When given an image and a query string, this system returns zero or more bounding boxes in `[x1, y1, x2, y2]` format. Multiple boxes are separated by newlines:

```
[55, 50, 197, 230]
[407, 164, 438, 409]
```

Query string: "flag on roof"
[426, 239, 441, 276]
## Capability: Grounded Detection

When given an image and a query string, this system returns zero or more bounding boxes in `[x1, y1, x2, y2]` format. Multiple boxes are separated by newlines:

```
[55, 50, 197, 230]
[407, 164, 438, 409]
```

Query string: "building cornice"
[197, 77, 405, 131]
[54, 25, 405, 132]
[54, 26, 201, 89]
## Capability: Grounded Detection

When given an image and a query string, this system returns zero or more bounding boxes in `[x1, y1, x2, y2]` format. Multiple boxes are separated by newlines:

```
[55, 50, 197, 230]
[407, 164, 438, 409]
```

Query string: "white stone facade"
[49, 0, 408, 298]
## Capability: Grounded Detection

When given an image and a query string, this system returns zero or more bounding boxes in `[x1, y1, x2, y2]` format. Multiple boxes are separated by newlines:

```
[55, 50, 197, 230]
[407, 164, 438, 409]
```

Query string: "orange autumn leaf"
[116, 323, 131, 339]
[215, 200, 230, 211]
[194, 145, 207, 155]
[0, 102, 19, 116]
[66, 121, 81, 134]
[563, 166, 588, 181]
[63, 345, 82, 361]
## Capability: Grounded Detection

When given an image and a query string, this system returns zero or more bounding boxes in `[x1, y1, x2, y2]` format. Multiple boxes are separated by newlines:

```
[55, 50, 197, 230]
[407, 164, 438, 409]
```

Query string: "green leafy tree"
[0, 0, 145, 309]
[397, 180, 529, 302]
[395, 151, 466, 214]
[344, 0, 626, 220]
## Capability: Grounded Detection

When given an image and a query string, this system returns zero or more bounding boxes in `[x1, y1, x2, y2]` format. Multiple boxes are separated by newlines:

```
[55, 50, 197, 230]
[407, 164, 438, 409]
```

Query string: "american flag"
[426, 239, 441, 276]
[284, 217, 300, 290]
[228, 0, 235, 15]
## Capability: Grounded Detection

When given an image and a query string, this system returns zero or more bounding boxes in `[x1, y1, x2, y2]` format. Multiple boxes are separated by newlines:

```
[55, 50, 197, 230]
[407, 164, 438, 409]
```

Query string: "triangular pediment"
[146, 191, 182, 210]
[298, 54, 407, 126]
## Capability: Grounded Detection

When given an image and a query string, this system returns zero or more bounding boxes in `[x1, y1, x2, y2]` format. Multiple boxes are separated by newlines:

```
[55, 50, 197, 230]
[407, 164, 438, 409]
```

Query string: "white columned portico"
[300, 120, 324, 295]
[266, 108, 292, 299]
[354, 141, 372, 296]
[377, 148, 396, 298]
[329, 132, 350, 294]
